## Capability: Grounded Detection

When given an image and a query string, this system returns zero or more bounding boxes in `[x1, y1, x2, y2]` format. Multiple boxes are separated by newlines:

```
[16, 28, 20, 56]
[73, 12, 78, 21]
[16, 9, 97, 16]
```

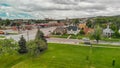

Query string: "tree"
[113, 30, 120, 38]
[35, 27, 47, 42]
[79, 28, 85, 35]
[111, 23, 118, 31]
[35, 27, 47, 53]
[86, 19, 93, 28]
[73, 19, 79, 25]
[18, 35, 28, 54]
[91, 25, 102, 43]
[5, 19, 10, 26]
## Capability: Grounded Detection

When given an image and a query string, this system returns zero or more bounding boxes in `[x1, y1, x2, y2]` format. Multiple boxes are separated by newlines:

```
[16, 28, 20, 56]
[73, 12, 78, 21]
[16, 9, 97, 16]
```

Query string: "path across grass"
[1, 43, 120, 68]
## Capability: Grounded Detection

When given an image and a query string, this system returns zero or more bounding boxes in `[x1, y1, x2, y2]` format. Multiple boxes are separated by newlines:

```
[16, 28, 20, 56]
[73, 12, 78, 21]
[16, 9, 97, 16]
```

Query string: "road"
[3, 26, 120, 46]
[6, 27, 56, 41]
[47, 38, 120, 46]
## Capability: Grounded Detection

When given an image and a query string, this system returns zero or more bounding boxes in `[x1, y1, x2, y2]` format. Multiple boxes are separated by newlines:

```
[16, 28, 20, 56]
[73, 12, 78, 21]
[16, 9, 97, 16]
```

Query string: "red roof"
[0, 31, 4, 34]
[84, 28, 94, 35]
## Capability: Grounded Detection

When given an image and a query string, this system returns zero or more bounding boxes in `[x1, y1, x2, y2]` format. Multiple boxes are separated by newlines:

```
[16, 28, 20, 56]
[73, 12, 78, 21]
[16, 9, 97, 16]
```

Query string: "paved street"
[47, 38, 81, 44]
[5, 27, 56, 41]
[47, 38, 120, 46]
[2, 26, 120, 46]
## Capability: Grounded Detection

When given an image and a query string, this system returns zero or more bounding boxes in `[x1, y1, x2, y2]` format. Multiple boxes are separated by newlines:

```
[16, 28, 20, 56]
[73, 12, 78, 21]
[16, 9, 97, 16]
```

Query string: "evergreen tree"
[18, 35, 28, 54]
[35, 27, 46, 42]
[34, 27, 47, 53]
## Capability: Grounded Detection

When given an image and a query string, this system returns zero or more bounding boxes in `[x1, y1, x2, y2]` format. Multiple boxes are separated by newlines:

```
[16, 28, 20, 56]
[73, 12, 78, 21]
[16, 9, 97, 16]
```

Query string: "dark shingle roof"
[67, 26, 78, 31]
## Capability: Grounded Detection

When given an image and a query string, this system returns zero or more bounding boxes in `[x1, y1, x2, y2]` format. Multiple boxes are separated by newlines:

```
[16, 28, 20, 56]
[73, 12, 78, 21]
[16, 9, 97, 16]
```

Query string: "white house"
[103, 25, 114, 37]
[67, 25, 80, 35]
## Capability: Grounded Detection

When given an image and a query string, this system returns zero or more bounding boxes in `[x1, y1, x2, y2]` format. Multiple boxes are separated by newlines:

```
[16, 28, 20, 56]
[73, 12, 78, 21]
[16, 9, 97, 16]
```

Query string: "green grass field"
[51, 34, 120, 42]
[101, 37, 120, 42]
[1, 43, 120, 68]
[0, 36, 5, 38]
[51, 34, 88, 39]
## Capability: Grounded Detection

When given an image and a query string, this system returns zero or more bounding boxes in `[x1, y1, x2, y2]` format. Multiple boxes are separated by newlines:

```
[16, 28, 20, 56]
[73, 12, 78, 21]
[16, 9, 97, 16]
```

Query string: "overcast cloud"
[0, 0, 120, 19]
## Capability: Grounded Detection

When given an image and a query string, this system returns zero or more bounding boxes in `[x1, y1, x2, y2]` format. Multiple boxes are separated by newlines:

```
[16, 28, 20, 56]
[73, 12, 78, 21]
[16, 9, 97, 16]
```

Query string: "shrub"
[32, 27, 48, 56]
[0, 39, 18, 56]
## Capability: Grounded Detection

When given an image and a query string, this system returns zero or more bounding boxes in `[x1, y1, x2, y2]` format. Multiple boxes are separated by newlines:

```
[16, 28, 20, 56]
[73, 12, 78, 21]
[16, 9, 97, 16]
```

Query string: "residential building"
[67, 25, 80, 35]
[103, 25, 114, 37]
[83, 28, 94, 35]
[79, 23, 87, 29]
[53, 26, 67, 35]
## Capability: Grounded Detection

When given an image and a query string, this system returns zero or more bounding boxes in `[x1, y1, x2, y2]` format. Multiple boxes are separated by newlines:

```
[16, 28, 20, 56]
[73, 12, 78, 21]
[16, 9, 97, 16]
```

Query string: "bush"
[0, 39, 18, 56]
[79, 30, 85, 35]
[29, 27, 48, 56]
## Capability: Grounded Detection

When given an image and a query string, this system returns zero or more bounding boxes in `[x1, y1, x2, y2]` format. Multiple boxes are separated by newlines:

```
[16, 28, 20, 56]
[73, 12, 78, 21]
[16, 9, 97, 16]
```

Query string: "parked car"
[82, 38, 91, 44]
[44, 35, 50, 38]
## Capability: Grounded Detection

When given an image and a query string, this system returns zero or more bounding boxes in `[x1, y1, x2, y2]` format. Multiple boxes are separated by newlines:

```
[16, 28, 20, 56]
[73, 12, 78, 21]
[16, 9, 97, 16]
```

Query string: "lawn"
[101, 37, 120, 42]
[51, 34, 88, 39]
[1, 43, 120, 68]
[0, 35, 5, 38]
[51, 34, 120, 42]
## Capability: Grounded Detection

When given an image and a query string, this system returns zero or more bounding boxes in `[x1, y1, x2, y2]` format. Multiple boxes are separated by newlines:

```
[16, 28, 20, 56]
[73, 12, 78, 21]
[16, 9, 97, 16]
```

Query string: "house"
[67, 25, 80, 35]
[53, 26, 67, 35]
[83, 28, 94, 35]
[79, 23, 87, 29]
[79, 23, 94, 35]
[0, 30, 4, 34]
[103, 25, 114, 37]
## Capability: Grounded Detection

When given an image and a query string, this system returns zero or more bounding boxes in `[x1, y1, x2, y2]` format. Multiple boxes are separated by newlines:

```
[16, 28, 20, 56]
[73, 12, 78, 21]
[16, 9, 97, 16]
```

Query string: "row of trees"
[0, 19, 11, 26]
[0, 28, 47, 56]
[85, 16, 120, 42]
[18, 28, 48, 56]
[86, 16, 120, 30]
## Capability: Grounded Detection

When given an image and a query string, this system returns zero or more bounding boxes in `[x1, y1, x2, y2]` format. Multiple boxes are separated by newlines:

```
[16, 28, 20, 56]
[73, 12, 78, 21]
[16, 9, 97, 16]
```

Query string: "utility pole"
[27, 30, 29, 41]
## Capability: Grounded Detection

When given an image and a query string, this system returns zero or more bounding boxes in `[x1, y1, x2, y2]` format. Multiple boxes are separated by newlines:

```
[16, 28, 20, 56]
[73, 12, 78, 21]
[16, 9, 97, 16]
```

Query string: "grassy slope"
[10, 43, 120, 68]
[0, 54, 28, 68]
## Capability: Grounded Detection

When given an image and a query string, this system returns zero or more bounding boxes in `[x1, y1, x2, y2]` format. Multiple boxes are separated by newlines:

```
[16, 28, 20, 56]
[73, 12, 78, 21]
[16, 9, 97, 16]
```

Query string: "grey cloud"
[17, 1, 107, 13]
[50, 0, 78, 5]
[51, 0, 94, 5]
[1, 0, 120, 19]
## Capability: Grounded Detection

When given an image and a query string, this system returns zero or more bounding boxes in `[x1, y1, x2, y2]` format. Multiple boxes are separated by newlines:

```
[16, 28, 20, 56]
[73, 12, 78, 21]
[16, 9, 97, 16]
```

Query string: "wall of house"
[67, 30, 80, 35]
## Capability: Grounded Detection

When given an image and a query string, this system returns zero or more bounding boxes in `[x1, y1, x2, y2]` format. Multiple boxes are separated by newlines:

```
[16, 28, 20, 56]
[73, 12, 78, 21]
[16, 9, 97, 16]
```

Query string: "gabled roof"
[103, 25, 114, 33]
[54, 27, 66, 31]
[79, 23, 87, 29]
[67, 26, 78, 31]
[84, 28, 94, 34]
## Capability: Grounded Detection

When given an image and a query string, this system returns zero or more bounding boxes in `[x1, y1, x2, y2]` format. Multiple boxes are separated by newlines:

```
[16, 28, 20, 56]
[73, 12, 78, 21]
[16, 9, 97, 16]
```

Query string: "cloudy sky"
[0, 0, 120, 19]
